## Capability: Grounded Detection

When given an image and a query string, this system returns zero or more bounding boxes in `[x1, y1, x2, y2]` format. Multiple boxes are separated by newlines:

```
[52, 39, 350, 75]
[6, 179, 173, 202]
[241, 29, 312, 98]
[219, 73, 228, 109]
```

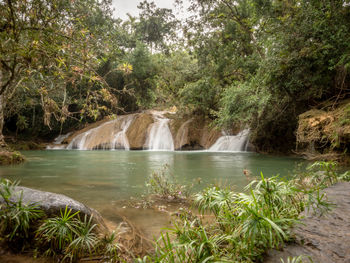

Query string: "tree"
[0, 0, 119, 146]
[136, 0, 178, 52]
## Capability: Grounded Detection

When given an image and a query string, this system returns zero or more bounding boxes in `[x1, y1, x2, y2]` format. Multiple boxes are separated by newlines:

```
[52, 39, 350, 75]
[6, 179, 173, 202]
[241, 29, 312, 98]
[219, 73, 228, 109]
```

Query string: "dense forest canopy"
[1, 0, 350, 152]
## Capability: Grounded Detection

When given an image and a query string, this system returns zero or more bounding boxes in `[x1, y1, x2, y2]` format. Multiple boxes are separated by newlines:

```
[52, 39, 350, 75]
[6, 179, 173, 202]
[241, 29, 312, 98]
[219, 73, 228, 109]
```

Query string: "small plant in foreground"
[36, 206, 99, 261]
[280, 255, 313, 263]
[146, 164, 191, 200]
[99, 227, 126, 262]
[66, 215, 98, 260]
[36, 206, 80, 256]
[0, 179, 44, 245]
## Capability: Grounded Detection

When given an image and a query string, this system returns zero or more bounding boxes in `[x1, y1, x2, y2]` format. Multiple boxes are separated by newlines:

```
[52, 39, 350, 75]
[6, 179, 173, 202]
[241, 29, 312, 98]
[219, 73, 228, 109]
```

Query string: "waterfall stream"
[67, 115, 135, 150]
[50, 112, 251, 152]
[145, 114, 174, 151]
[209, 129, 250, 152]
[46, 132, 72, 150]
[111, 115, 134, 150]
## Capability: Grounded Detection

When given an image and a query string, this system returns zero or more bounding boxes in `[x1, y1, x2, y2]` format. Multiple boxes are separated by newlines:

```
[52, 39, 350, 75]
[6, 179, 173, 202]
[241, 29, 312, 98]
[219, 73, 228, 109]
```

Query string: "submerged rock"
[0, 186, 107, 232]
[265, 182, 350, 263]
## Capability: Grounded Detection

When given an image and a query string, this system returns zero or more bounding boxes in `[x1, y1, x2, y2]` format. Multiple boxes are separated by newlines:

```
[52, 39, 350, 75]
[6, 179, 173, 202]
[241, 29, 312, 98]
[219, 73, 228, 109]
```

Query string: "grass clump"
[146, 164, 192, 200]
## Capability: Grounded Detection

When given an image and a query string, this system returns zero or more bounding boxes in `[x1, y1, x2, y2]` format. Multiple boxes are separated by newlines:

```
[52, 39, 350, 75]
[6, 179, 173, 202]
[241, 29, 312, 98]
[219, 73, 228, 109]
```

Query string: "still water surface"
[0, 150, 303, 235]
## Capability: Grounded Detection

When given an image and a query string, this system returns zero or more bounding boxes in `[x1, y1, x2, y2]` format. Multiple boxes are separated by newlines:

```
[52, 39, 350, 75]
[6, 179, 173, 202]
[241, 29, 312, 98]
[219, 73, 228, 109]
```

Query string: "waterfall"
[53, 132, 72, 144]
[145, 114, 174, 151]
[46, 132, 72, 150]
[209, 129, 250, 152]
[67, 115, 135, 150]
[111, 115, 134, 150]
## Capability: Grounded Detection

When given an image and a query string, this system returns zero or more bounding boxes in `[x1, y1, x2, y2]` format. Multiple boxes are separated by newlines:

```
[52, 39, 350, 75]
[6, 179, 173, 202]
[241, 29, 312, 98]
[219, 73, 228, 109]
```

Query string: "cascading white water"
[111, 115, 134, 150]
[145, 114, 174, 151]
[67, 115, 135, 150]
[53, 132, 72, 144]
[209, 129, 250, 152]
[46, 132, 72, 150]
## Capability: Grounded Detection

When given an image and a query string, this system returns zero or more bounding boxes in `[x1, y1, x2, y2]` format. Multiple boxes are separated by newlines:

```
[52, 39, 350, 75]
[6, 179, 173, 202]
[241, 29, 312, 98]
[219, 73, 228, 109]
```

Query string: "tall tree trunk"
[0, 93, 6, 148]
[0, 69, 7, 149]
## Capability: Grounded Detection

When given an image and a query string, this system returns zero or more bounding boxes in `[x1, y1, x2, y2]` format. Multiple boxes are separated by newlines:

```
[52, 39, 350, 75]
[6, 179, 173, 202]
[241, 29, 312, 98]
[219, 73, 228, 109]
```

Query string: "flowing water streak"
[111, 115, 134, 150]
[209, 129, 250, 152]
[46, 132, 72, 149]
[175, 119, 193, 150]
[67, 115, 136, 150]
[145, 113, 174, 151]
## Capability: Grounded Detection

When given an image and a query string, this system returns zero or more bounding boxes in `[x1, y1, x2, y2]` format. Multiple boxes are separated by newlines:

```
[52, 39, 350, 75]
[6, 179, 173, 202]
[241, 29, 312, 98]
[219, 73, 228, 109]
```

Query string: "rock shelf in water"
[52, 111, 252, 151]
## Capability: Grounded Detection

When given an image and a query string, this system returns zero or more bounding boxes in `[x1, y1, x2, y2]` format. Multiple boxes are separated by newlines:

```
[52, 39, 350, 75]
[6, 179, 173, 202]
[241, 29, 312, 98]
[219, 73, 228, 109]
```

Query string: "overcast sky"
[112, 0, 189, 20]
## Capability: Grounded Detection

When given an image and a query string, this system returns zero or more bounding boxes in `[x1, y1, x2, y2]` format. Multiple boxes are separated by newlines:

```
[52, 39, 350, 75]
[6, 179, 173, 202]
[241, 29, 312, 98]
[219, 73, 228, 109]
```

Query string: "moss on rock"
[0, 151, 25, 165]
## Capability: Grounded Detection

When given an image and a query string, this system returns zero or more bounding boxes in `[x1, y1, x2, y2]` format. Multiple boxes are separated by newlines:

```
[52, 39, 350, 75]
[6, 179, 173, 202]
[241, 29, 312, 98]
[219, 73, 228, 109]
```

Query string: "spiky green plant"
[66, 215, 98, 259]
[99, 229, 125, 262]
[0, 179, 44, 244]
[36, 206, 80, 254]
[280, 255, 313, 263]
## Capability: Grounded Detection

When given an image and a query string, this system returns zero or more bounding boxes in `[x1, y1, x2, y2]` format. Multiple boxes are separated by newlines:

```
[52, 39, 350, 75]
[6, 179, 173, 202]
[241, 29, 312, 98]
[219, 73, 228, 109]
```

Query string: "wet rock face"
[126, 113, 154, 149]
[0, 186, 107, 232]
[265, 182, 350, 263]
[169, 116, 222, 150]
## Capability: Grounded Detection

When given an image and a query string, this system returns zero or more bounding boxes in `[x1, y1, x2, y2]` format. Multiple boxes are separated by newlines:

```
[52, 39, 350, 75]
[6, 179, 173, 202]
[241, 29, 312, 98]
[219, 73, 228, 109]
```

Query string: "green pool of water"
[0, 150, 303, 206]
[0, 150, 305, 235]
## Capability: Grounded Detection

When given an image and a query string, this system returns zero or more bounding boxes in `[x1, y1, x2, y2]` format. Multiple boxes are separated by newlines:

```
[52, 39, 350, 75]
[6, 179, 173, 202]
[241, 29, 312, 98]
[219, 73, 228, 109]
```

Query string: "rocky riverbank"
[265, 182, 350, 263]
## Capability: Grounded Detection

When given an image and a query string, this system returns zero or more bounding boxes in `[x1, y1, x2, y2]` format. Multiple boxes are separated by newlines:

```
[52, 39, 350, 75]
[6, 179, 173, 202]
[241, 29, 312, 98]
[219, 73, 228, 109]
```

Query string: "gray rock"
[0, 186, 107, 233]
[265, 182, 350, 263]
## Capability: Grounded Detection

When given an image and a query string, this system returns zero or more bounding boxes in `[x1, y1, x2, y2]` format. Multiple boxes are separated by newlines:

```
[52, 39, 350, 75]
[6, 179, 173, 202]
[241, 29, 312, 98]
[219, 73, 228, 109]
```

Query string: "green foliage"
[179, 77, 221, 116]
[178, 0, 350, 152]
[99, 230, 124, 262]
[128, 42, 157, 108]
[36, 206, 81, 254]
[36, 206, 100, 261]
[136, 0, 178, 51]
[0, 179, 44, 244]
[306, 161, 340, 188]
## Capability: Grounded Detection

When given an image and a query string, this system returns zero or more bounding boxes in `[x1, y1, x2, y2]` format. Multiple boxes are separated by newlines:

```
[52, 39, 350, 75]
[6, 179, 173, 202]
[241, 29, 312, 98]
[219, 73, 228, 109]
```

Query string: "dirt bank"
[297, 100, 350, 162]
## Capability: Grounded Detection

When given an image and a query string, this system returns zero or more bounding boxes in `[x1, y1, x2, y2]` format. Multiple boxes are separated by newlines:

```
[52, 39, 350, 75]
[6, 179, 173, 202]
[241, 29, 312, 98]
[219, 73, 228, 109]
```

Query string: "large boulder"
[0, 186, 107, 232]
